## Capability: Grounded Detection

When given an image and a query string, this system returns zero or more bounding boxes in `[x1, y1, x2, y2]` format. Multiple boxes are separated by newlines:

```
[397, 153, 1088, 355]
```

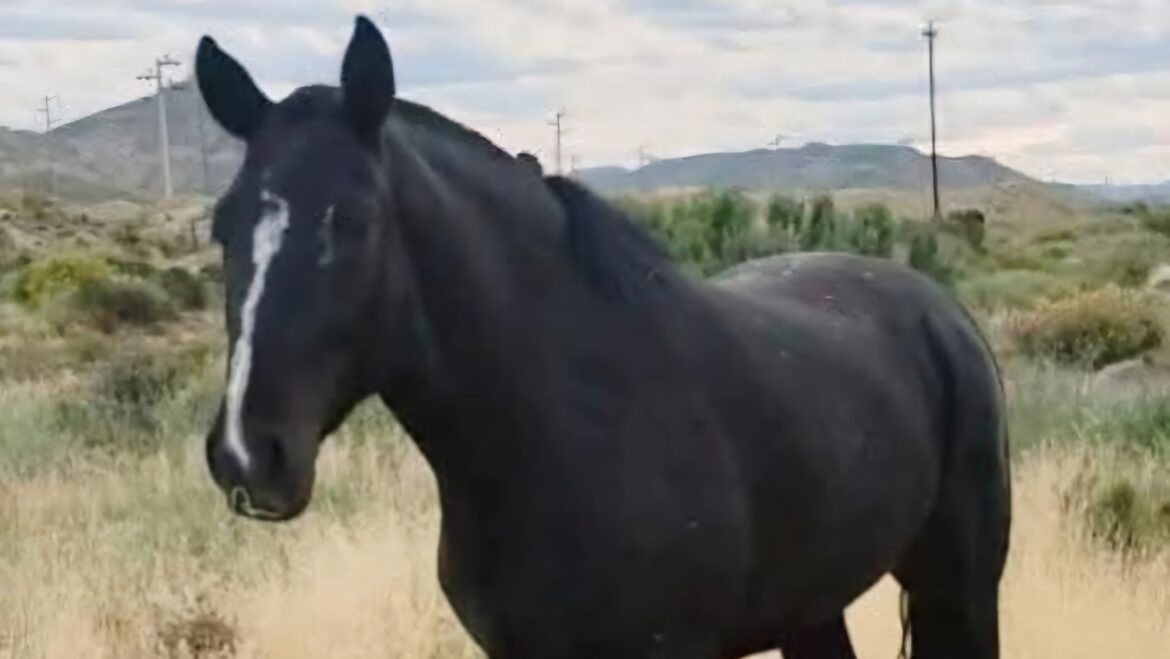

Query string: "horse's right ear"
[196, 36, 273, 140]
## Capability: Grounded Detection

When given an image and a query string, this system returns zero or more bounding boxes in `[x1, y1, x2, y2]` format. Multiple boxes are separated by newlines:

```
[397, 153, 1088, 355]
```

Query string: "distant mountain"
[0, 87, 1102, 222]
[1076, 182, 1170, 206]
[0, 81, 242, 201]
[575, 143, 1037, 194]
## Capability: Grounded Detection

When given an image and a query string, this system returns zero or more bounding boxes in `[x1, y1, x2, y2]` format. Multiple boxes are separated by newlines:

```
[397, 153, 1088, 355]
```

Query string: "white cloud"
[1, 0, 1168, 183]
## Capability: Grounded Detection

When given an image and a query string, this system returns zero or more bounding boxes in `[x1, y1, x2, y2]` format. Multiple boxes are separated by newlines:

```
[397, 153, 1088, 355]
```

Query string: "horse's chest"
[434, 464, 751, 654]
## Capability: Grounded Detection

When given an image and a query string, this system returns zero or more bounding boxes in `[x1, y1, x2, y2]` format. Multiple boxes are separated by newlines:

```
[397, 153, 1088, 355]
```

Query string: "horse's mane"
[544, 175, 683, 304]
[384, 96, 682, 304]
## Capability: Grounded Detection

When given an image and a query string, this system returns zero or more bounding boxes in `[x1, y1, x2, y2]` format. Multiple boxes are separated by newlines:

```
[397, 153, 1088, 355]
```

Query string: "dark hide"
[198, 16, 1011, 659]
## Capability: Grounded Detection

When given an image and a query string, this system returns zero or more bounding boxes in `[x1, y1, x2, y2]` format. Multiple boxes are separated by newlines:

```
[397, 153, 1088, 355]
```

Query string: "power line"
[922, 20, 941, 221]
[36, 95, 62, 196]
[137, 55, 181, 199]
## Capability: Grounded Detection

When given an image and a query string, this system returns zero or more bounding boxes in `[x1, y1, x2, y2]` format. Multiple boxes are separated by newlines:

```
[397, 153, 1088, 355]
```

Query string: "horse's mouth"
[228, 486, 304, 523]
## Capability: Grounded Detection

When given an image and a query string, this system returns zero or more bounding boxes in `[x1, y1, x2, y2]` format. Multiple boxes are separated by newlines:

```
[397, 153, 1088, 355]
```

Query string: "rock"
[1146, 264, 1170, 293]
[1093, 353, 1170, 392]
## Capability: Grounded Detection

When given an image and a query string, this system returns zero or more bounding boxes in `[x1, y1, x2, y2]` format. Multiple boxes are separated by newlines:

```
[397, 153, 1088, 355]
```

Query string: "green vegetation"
[616, 190, 930, 279]
[1006, 286, 1164, 369]
[10, 254, 114, 307]
[3, 189, 1170, 653]
[54, 277, 177, 332]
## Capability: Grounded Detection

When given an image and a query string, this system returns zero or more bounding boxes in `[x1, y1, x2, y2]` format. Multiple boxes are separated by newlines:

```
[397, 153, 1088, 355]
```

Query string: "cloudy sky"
[2, 0, 1169, 184]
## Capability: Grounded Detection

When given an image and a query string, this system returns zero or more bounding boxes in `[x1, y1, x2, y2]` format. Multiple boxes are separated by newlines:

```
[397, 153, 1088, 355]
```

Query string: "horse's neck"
[379, 133, 574, 482]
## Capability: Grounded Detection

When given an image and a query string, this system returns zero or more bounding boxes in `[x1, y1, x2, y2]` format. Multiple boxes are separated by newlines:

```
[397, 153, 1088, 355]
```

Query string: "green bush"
[1135, 206, 1170, 238]
[1040, 244, 1071, 261]
[20, 190, 55, 221]
[945, 208, 987, 251]
[57, 278, 176, 333]
[846, 203, 895, 258]
[0, 227, 26, 276]
[958, 270, 1075, 311]
[988, 249, 1048, 272]
[1084, 479, 1170, 554]
[1032, 227, 1077, 244]
[198, 262, 224, 285]
[158, 267, 208, 311]
[1007, 286, 1164, 369]
[107, 256, 160, 280]
[904, 222, 955, 286]
[765, 194, 803, 236]
[11, 255, 114, 307]
[800, 195, 838, 251]
[52, 350, 186, 455]
[1103, 249, 1158, 288]
[1081, 237, 1167, 288]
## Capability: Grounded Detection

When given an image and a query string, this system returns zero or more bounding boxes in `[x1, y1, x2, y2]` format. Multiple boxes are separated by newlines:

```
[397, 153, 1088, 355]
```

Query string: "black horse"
[197, 16, 1011, 659]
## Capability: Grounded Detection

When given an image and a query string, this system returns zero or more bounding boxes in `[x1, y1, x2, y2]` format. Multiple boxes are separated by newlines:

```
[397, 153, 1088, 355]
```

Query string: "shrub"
[680, 189, 756, 271]
[107, 256, 160, 280]
[198, 262, 224, 285]
[988, 249, 1048, 272]
[945, 208, 986, 251]
[958, 270, 1075, 311]
[904, 222, 955, 286]
[0, 226, 24, 274]
[1084, 479, 1170, 554]
[59, 278, 177, 333]
[1041, 244, 1071, 261]
[1007, 286, 1164, 369]
[158, 267, 208, 311]
[20, 190, 54, 221]
[764, 194, 803, 237]
[1134, 206, 1170, 238]
[800, 194, 837, 251]
[1032, 227, 1076, 244]
[11, 255, 113, 307]
[846, 203, 895, 258]
[52, 350, 187, 455]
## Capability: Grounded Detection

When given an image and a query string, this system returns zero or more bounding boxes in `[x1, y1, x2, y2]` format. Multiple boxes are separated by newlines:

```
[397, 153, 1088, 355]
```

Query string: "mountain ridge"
[0, 88, 1128, 215]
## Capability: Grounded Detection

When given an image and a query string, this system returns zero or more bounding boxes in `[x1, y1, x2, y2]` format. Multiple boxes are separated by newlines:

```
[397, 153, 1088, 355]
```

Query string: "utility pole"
[637, 146, 650, 168]
[36, 95, 61, 195]
[173, 79, 212, 195]
[138, 55, 181, 199]
[922, 21, 941, 221]
[548, 110, 566, 175]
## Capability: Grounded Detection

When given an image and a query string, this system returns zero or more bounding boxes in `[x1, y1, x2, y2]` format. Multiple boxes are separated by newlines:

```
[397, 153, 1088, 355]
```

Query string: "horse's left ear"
[341, 15, 396, 141]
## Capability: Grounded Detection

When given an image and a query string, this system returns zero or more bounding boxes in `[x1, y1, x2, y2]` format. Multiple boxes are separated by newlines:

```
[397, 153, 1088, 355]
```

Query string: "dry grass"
[837, 450, 1170, 658]
[2, 430, 1169, 658]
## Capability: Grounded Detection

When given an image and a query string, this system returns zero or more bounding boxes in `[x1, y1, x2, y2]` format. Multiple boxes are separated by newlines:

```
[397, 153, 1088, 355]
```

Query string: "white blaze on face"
[224, 189, 291, 472]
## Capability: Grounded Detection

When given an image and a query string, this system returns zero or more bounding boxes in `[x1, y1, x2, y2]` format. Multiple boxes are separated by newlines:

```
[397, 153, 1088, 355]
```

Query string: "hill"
[576, 143, 1033, 193]
[1077, 182, 1170, 206]
[0, 89, 1104, 226]
[0, 82, 241, 201]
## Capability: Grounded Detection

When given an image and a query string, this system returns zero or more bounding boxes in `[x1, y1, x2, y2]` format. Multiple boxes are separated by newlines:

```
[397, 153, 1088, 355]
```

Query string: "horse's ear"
[340, 15, 396, 141]
[196, 36, 272, 140]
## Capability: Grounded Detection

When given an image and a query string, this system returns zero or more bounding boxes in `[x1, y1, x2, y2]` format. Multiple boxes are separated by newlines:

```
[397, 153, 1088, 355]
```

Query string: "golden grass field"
[2, 398, 1168, 658]
[3, 191, 1170, 657]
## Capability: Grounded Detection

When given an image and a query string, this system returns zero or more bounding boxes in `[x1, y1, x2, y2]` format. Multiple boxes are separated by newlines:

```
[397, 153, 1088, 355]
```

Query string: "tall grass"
[2, 357, 1170, 657]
